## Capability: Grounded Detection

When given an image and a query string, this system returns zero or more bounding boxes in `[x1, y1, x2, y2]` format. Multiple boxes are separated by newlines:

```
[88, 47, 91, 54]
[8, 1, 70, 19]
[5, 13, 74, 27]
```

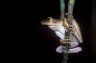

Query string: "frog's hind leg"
[69, 47, 82, 53]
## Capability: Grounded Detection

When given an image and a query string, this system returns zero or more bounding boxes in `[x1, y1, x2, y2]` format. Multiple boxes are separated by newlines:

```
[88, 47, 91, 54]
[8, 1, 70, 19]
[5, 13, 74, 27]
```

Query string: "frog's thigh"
[69, 47, 82, 53]
[70, 41, 79, 48]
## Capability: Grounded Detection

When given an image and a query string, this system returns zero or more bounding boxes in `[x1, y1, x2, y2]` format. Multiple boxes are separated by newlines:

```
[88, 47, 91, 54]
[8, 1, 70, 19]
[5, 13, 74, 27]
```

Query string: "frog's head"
[41, 17, 63, 31]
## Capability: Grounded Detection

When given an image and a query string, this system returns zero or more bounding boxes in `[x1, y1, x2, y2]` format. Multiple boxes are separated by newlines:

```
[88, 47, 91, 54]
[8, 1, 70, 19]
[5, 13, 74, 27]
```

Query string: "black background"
[6, 0, 96, 63]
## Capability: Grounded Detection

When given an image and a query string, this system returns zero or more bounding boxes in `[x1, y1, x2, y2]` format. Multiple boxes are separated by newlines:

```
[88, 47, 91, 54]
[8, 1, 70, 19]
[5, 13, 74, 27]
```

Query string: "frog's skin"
[41, 17, 83, 53]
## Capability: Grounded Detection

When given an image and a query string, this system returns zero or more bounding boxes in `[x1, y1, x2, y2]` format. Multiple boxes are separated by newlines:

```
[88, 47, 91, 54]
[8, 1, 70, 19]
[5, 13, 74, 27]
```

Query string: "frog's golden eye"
[48, 17, 52, 19]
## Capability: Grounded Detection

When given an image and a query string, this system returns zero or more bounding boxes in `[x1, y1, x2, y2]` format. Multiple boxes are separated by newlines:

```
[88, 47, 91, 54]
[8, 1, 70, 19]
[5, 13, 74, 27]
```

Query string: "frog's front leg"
[60, 39, 71, 44]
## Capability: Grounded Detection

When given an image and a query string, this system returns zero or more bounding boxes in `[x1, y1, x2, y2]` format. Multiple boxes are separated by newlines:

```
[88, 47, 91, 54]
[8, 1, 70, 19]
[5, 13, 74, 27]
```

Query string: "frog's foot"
[62, 50, 69, 54]
[69, 47, 82, 53]
[56, 45, 69, 54]
[56, 46, 63, 53]
[67, 27, 75, 31]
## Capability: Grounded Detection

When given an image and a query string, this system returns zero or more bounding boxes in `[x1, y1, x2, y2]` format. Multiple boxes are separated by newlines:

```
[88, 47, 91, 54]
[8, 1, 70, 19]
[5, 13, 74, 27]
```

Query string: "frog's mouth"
[48, 25, 58, 31]
[48, 25, 55, 28]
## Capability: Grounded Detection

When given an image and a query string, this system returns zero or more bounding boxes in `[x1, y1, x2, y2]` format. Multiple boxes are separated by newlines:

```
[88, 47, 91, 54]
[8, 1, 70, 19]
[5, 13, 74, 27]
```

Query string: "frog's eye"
[48, 17, 52, 19]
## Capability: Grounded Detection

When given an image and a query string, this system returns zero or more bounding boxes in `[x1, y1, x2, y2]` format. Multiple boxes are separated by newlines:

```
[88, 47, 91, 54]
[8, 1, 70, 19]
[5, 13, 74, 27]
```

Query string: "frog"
[41, 17, 83, 54]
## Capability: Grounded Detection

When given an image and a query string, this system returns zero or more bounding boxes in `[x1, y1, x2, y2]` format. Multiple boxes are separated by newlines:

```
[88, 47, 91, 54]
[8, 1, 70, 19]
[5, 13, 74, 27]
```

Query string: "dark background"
[7, 0, 96, 63]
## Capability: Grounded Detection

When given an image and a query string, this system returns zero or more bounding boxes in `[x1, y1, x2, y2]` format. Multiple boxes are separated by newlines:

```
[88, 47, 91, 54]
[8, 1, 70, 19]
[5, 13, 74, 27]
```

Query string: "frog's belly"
[55, 31, 65, 40]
